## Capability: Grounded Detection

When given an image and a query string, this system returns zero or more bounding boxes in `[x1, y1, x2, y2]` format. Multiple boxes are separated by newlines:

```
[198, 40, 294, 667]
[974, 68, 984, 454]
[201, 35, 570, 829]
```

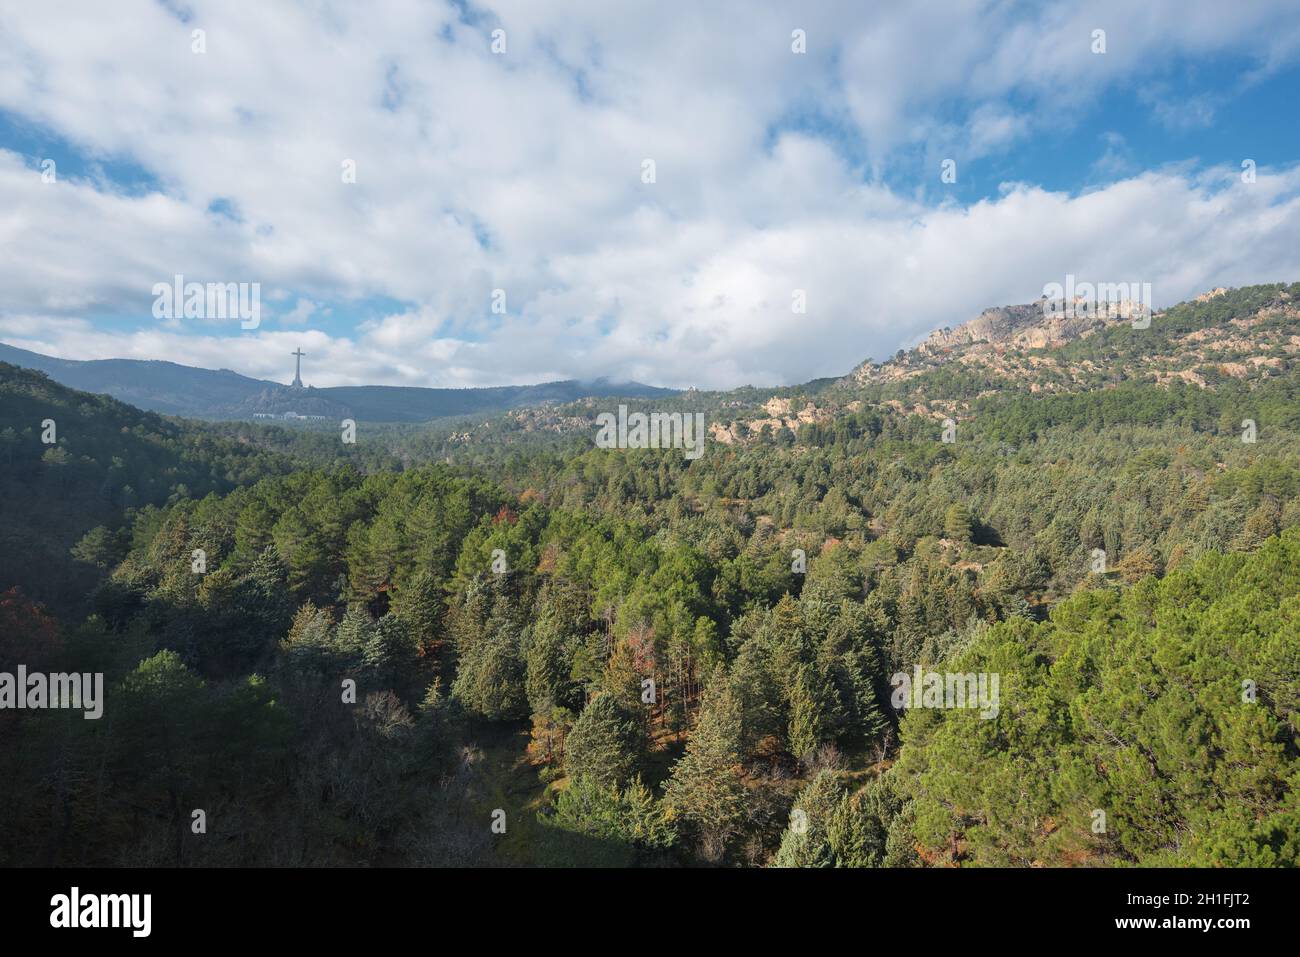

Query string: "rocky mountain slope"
[427, 283, 1300, 452]
[843, 283, 1297, 400]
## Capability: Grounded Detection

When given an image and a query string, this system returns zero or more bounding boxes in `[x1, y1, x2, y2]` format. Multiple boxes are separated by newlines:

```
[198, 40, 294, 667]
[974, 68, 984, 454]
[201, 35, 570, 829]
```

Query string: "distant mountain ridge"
[0, 342, 675, 422]
[5, 282, 1294, 431]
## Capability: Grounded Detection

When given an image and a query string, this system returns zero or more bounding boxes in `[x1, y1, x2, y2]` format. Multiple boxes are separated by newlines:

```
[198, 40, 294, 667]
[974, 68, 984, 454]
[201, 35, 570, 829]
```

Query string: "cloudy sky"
[2, 0, 1300, 390]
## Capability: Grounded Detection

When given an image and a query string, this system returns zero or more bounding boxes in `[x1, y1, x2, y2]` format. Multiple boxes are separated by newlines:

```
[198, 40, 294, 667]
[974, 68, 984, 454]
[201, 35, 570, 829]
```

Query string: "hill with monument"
[0, 341, 674, 423]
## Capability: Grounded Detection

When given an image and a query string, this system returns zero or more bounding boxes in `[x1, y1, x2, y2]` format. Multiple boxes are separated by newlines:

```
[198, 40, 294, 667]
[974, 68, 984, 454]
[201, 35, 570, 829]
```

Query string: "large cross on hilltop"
[291, 348, 305, 388]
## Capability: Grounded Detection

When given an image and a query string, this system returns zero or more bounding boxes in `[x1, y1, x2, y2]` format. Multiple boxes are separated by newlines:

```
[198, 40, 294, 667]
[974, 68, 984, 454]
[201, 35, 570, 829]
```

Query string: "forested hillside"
[0, 363, 300, 615]
[1, 285, 1297, 867]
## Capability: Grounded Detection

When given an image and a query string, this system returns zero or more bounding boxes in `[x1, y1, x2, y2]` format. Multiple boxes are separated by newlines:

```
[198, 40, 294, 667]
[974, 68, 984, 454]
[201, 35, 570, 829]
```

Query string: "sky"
[2, 0, 1300, 390]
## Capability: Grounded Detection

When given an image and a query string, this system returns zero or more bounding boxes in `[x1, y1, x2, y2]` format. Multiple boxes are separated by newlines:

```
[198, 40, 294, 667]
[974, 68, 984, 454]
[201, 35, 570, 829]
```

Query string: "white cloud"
[0, 1, 1297, 389]
[279, 298, 319, 326]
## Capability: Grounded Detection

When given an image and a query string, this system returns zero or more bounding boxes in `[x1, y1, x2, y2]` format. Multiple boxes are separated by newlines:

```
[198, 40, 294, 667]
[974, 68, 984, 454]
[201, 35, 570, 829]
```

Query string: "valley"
[1, 282, 1298, 868]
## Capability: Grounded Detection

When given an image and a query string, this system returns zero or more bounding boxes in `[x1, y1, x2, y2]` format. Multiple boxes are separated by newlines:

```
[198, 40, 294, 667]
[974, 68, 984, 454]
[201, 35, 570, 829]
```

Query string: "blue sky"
[2, 1, 1299, 389]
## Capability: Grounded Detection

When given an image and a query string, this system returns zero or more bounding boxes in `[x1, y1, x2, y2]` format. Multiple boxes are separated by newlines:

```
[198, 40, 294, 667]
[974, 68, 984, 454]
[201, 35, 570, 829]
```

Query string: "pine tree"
[451, 613, 528, 720]
[943, 502, 973, 542]
[364, 613, 420, 692]
[548, 774, 674, 851]
[772, 769, 843, 867]
[787, 664, 831, 762]
[524, 587, 586, 715]
[663, 672, 747, 859]
[563, 692, 643, 789]
[1236, 502, 1280, 552]
[390, 569, 443, 657]
[280, 601, 338, 675]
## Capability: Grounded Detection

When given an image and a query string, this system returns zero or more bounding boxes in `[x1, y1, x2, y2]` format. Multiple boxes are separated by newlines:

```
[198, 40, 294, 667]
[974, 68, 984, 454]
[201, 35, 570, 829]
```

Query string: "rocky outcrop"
[919, 299, 1134, 354]
[919, 302, 1051, 352]
[848, 294, 1155, 387]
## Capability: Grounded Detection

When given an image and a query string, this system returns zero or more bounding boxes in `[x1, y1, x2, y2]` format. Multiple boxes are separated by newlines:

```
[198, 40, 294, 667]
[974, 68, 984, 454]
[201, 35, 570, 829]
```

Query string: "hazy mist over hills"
[0, 341, 675, 422]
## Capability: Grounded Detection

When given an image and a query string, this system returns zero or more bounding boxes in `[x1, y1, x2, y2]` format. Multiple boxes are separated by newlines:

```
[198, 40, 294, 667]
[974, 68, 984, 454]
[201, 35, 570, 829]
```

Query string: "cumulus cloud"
[0, 0, 1297, 389]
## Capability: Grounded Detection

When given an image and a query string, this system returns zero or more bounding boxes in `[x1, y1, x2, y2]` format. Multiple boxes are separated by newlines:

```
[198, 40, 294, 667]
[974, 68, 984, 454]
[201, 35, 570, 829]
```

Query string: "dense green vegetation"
[1, 285, 1297, 867]
[0, 363, 300, 614]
